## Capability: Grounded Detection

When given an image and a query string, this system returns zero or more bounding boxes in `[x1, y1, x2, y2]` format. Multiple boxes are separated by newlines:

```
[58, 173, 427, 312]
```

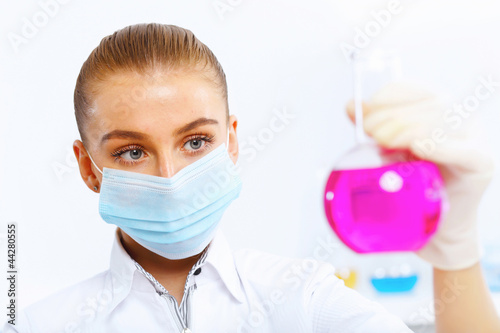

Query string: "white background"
[1, 0, 499, 326]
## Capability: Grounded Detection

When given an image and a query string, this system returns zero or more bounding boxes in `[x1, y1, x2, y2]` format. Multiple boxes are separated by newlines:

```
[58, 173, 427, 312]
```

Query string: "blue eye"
[120, 149, 143, 160]
[110, 145, 147, 166]
[181, 133, 215, 155]
[185, 139, 205, 151]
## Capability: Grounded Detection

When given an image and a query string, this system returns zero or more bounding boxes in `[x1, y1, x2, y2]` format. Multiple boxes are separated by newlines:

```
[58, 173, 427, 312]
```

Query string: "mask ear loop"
[84, 145, 103, 175]
[88, 153, 103, 175]
[83, 145, 102, 192]
[225, 128, 230, 150]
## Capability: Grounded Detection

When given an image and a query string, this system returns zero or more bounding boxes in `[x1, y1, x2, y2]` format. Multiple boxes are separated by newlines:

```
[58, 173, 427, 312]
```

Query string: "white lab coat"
[2, 228, 413, 333]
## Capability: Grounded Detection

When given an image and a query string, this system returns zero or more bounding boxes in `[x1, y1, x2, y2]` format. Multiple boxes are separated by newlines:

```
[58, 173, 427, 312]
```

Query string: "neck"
[118, 229, 203, 278]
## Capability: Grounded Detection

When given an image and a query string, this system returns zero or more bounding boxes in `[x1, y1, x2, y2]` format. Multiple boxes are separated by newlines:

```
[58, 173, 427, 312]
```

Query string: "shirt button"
[194, 268, 202, 276]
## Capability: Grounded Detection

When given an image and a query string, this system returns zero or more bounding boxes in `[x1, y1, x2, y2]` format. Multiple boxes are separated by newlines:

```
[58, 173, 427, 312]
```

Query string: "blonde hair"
[74, 23, 228, 143]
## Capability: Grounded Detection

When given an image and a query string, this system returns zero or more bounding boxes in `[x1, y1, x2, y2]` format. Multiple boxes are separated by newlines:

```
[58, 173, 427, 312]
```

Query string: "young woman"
[4, 23, 499, 332]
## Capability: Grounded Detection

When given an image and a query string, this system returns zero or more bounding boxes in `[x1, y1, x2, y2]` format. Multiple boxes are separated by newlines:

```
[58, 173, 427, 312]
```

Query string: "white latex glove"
[346, 82, 495, 271]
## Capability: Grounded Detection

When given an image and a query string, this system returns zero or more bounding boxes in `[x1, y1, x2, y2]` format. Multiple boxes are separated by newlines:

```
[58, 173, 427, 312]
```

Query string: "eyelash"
[110, 144, 146, 166]
[109, 133, 216, 166]
[182, 133, 215, 155]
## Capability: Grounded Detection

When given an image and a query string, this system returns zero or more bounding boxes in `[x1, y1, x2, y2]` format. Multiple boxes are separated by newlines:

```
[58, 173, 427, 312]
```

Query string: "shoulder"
[232, 249, 411, 333]
[233, 246, 337, 278]
[3, 270, 113, 333]
[233, 247, 341, 297]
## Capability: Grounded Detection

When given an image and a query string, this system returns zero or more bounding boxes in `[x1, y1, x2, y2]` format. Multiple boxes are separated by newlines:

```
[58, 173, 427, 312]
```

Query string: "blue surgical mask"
[87, 137, 242, 260]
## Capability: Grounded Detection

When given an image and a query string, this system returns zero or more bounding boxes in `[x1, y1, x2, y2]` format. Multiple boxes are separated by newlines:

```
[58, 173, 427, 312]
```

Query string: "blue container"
[371, 274, 418, 293]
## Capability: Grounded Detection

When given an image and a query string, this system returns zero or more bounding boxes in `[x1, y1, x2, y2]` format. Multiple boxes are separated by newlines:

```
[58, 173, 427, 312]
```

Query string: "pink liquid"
[324, 161, 445, 253]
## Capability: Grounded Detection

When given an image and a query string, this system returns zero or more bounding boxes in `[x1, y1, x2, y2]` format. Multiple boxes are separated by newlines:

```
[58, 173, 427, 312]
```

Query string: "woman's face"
[73, 70, 238, 191]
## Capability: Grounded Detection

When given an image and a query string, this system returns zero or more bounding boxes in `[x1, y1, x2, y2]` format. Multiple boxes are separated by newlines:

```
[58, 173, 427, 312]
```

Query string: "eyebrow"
[100, 130, 148, 144]
[100, 118, 219, 144]
[174, 117, 219, 136]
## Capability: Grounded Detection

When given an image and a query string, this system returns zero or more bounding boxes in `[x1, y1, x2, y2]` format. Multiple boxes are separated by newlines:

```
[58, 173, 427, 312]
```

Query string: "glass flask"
[323, 50, 447, 253]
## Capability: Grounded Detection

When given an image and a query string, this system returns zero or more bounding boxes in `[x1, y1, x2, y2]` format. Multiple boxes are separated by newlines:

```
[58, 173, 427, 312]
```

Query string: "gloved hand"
[346, 82, 495, 271]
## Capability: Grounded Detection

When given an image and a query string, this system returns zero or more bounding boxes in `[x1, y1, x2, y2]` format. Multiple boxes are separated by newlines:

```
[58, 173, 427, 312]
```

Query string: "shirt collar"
[107, 227, 245, 310]
[106, 228, 139, 313]
[109, 228, 135, 276]
[201, 229, 245, 303]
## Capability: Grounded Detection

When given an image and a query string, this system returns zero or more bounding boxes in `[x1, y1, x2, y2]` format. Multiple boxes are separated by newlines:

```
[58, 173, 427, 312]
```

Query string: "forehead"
[92, 70, 223, 110]
[86, 71, 227, 142]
